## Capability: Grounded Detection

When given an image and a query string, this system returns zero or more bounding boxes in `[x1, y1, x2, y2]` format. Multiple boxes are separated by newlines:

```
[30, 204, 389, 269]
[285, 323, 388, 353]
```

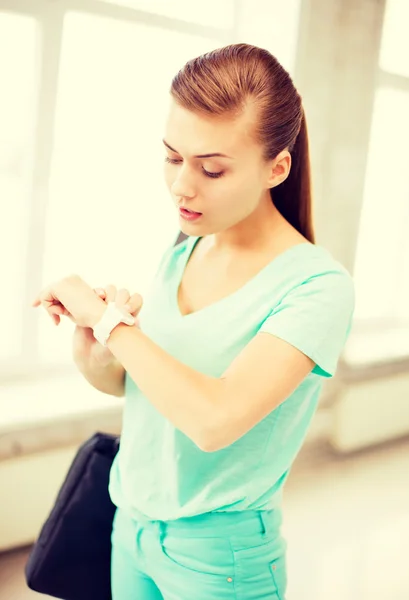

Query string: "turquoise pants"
[111, 506, 287, 600]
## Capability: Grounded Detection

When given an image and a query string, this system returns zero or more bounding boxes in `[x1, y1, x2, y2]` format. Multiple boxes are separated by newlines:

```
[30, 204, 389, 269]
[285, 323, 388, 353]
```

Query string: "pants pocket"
[160, 533, 235, 579]
[231, 538, 287, 600]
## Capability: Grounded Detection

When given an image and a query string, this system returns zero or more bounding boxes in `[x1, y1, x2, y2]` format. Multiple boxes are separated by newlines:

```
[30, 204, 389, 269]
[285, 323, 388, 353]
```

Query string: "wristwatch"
[92, 302, 136, 346]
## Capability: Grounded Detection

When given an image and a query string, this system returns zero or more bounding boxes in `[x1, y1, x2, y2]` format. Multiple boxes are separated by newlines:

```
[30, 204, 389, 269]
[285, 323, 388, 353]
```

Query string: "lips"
[179, 207, 203, 222]
[180, 207, 202, 215]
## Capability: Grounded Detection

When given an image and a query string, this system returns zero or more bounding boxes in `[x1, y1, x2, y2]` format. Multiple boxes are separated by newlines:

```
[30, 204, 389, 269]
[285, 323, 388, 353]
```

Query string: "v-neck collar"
[173, 235, 317, 319]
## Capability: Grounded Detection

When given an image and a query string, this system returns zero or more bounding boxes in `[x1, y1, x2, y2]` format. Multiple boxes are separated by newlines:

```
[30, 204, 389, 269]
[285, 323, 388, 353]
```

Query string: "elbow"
[194, 414, 234, 453]
[193, 381, 236, 452]
[196, 438, 223, 453]
[196, 436, 221, 453]
[197, 430, 236, 453]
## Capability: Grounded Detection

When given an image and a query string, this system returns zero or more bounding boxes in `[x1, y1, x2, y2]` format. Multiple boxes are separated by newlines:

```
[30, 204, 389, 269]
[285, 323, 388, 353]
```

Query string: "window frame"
[0, 0, 234, 381]
[352, 0, 409, 325]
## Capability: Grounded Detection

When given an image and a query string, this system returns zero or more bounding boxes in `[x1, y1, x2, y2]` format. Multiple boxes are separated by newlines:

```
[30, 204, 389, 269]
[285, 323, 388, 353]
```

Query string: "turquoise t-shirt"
[109, 236, 355, 521]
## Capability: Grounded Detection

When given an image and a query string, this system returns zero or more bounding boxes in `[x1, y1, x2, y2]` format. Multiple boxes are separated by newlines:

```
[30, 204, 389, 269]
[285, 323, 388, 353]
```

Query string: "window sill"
[0, 373, 124, 461]
[339, 323, 409, 381]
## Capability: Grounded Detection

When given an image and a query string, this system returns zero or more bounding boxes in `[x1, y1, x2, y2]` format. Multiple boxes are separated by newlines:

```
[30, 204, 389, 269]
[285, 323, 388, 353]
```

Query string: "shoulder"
[270, 242, 355, 326]
[154, 236, 196, 277]
[281, 243, 355, 305]
[259, 243, 355, 378]
[165, 235, 197, 263]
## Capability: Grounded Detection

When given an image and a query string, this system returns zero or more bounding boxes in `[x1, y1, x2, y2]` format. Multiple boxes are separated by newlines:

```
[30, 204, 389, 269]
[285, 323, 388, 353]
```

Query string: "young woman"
[33, 43, 355, 600]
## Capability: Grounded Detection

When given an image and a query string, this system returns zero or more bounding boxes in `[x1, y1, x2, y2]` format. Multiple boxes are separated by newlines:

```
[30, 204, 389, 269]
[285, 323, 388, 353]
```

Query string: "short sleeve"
[259, 270, 355, 378]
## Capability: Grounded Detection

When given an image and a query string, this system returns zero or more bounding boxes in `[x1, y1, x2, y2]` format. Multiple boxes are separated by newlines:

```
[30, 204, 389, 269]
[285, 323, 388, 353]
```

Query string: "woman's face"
[163, 98, 280, 237]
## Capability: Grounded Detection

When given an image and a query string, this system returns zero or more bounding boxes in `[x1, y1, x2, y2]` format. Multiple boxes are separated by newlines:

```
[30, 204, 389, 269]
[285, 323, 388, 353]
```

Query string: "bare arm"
[70, 287, 142, 398]
[73, 353, 126, 397]
[103, 324, 313, 449]
[72, 321, 127, 398]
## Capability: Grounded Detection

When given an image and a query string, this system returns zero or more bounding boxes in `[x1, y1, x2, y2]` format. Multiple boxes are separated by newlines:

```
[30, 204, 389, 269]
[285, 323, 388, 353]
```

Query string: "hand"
[73, 285, 143, 366]
[32, 274, 106, 329]
[93, 285, 143, 325]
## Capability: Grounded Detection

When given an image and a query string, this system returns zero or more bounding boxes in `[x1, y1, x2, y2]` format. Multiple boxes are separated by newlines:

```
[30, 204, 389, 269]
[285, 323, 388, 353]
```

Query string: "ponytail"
[270, 110, 315, 243]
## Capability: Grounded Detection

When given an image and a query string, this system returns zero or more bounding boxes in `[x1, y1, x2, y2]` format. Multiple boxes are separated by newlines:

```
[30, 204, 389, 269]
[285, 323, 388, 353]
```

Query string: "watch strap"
[92, 302, 135, 346]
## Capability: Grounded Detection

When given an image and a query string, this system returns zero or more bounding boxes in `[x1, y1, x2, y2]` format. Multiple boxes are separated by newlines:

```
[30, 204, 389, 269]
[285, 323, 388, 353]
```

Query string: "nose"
[170, 165, 196, 200]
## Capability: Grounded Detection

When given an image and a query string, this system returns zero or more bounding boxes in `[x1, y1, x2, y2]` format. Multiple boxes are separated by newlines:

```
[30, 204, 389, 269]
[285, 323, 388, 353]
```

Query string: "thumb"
[94, 288, 107, 300]
[124, 293, 143, 317]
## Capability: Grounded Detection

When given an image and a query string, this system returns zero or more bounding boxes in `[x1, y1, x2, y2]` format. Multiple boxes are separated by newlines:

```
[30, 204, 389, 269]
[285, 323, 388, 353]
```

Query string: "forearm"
[106, 324, 224, 449]
[73, 354, 126, 397]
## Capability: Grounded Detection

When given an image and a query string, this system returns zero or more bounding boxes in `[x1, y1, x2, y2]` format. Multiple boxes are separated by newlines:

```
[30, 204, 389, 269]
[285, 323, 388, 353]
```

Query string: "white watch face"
[108, 302, 135, 326]
[93, 303, 135, 346]
[121, 311, 135, 326]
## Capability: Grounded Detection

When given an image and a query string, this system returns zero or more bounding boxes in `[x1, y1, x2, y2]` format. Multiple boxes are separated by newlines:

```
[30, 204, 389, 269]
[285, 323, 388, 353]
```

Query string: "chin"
[178, 217, 206, 235]
[178, 211, 227, 237]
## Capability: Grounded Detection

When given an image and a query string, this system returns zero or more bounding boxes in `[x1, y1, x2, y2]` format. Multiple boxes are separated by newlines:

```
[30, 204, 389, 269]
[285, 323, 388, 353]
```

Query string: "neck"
[210, 195, 287, 254]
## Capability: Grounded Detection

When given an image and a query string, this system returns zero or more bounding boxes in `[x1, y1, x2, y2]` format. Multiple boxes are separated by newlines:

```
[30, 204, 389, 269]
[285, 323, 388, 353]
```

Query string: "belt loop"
[260, 510, 275, 537]
[258, 511, 267, 536]
[158, 520, 166, 547]
[135, 524, 142, 553]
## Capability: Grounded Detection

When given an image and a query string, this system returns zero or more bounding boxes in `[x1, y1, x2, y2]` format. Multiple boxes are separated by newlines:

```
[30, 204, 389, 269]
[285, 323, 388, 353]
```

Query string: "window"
[0, 1, 302, 376]
[0, 12, 40, 361]
[95, 0, 235, 29]
[353, 0, 409, 324]
[236, 0, 302, 73]
[379, 0, 409, 78]
[39, 12, 218, 363]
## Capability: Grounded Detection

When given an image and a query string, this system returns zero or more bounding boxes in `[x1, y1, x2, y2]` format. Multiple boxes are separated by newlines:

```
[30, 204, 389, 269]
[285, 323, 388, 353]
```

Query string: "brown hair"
[170, 43, 315, 243]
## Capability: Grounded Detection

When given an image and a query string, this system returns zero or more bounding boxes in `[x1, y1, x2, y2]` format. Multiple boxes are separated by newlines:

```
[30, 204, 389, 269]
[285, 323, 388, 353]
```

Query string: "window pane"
[353, 87, 409, 321]
[96, 0, 234, 29]
[39, 12, 221, 363]
[379, 0, 409, 77]
[0, 13, 39, 360]
[237, 0, 301, 74]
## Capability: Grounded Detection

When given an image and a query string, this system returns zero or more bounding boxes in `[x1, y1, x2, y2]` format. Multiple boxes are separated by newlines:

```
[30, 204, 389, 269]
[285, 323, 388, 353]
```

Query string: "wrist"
[87, 299, 107, 329]
[92, 302, 136, 347]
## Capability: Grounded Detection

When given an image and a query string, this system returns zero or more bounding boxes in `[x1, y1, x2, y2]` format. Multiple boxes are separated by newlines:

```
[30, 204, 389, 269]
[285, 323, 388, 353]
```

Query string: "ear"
[266, 150, 291, 189]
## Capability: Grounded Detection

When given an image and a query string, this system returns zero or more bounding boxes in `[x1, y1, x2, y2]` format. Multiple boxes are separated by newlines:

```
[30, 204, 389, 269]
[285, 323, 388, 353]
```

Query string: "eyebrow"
[162, 139, 233, 159]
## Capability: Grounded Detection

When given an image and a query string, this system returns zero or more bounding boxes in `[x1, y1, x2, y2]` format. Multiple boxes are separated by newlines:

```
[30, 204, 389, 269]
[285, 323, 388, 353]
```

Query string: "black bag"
[25, 432, 120, 600]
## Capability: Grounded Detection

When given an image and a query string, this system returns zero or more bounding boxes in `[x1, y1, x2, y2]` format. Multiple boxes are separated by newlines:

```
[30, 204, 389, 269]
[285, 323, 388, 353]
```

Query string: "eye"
[165, 156, 182, 165]
[202, 167, 224, 179]
[165, 156, 224, 179]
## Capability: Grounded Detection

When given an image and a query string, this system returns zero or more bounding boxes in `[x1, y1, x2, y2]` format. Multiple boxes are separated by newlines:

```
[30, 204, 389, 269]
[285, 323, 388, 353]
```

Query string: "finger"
[32, 287, 55, 308]
[48, 304, 65, 315]
[124, 293, 143, 316]
[115, 288, 131, 308]
[94, 288, 107, 300]
[45, 306, 62, 325]
[46, 303, 72, 324]
[104, 284, 117, 303]
[50, 313, 60, 325]
[57, 306, 73, 318]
